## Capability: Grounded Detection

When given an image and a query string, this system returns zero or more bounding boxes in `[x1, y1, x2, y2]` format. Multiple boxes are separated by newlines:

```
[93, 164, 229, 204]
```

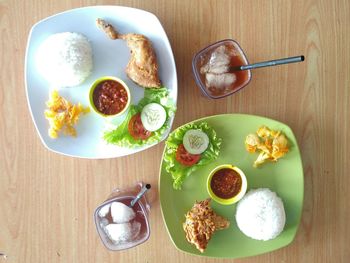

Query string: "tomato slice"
[128, 113, 152, 140]
[175, 144, 201, 166]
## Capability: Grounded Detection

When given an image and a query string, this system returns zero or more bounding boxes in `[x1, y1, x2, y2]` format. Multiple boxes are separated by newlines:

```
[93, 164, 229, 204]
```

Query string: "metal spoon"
[230, 55, 304, 71]
[130, 184, 151, 207]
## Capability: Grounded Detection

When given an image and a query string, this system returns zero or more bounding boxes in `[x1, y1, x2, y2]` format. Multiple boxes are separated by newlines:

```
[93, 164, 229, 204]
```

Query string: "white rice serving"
[36, 32, 93, 87]
[235, 188, 286, 241]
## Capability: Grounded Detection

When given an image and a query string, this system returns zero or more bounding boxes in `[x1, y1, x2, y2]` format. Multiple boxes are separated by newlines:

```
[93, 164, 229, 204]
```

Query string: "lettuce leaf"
[103, 87, 176, 147]
[163, 122, 222, 190]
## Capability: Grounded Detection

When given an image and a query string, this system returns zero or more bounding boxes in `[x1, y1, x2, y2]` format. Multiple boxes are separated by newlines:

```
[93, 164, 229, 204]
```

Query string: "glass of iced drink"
[94, 182, 151, 251]
[192, 39, 252, 99]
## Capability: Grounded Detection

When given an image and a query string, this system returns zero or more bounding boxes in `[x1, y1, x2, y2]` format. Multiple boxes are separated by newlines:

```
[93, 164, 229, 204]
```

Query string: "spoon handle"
[237, 55, 304, 71]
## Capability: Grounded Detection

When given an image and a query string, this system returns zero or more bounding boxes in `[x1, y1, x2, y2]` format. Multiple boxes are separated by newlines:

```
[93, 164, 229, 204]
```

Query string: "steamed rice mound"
[235, 188, 286, 241]
[36, 32, 93, 87]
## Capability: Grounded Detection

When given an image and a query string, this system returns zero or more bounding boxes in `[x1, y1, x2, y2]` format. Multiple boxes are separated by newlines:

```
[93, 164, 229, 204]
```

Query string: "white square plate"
[25, 6, 177, 158]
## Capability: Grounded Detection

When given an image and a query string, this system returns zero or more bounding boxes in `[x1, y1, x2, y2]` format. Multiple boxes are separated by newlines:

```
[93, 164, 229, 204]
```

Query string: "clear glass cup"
[192, 39, 252, 99]
[94, 182, 151, 251]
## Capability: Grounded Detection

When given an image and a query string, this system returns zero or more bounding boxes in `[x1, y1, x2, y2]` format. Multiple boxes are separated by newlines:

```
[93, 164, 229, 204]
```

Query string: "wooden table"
[1, 0, 349, 262]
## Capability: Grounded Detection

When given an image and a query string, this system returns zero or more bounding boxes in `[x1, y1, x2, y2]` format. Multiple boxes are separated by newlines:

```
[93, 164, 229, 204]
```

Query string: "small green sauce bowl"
[207, 164, 247, 205]
[89, 76, 131, 118]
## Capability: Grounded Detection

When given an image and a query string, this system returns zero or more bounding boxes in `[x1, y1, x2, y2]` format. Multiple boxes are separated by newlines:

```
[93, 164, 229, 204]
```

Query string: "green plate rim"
[158, 113, 304, 258]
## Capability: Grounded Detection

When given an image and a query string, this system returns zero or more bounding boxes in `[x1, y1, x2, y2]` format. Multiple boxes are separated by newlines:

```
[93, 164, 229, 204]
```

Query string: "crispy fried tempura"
[183, 199, 229, 253]
[245, 133, 260, 153]
[245, 126, 289, 167]
[257, 126, 271, 138]
[45, 90, 89, 138]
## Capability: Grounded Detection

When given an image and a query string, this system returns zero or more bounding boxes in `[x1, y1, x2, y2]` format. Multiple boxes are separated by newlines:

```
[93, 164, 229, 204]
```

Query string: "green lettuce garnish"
[163, 122, 222, 190]
[103, 87, 176, 147]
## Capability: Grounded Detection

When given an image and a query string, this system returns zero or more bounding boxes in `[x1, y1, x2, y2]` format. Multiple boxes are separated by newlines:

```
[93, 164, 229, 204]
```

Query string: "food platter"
[159, 114, 303, 258]
[25, 6, 177, 158]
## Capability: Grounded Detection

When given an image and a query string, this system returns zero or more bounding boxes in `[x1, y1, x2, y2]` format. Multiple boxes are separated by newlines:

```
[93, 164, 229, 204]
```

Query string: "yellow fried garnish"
[256, 126, 271, 138]
[245, 126, 289, 167]
[45, 90, 89, 138]
[254, 152, 272, 167]
[245, 133, 261, 153]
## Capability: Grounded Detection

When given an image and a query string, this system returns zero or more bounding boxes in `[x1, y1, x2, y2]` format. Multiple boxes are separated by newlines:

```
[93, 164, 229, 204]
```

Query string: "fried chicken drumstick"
[96, 18, 161, 88]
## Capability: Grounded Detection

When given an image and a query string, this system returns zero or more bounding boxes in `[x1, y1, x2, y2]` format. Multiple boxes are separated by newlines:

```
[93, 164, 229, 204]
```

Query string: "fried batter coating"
[96, 18, 161, 88]
[183, 199, 229, 253]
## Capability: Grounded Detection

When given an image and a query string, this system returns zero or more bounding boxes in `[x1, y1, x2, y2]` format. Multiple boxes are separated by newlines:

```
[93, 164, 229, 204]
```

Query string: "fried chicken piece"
[183, 199, 230, 253]
[121, 33, 161, 88]
[96, 18, 118, 39]
[96, 18, 161, 88]
[213, 214, 230, 230]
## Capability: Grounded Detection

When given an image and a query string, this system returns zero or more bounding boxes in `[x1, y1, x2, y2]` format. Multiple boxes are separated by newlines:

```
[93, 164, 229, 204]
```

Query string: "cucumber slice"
[140, 103, 166, 132]
[183, 129, 209, 155]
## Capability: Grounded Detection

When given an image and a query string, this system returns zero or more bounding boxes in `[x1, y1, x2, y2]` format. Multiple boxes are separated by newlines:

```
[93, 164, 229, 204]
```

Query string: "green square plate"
[159, 114, 304, 258]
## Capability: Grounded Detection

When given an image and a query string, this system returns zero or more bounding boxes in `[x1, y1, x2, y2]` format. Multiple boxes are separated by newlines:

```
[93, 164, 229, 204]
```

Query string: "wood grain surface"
[0, 0, 349, 262]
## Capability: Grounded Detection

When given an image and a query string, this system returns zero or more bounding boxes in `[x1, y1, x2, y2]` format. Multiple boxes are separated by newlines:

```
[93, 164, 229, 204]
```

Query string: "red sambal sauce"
[210, 168, 242, 199]
[93, 80, 128, 115]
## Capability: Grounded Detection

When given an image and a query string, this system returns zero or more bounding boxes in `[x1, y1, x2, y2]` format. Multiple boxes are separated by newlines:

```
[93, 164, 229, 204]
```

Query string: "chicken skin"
[96, 18, 161, 88]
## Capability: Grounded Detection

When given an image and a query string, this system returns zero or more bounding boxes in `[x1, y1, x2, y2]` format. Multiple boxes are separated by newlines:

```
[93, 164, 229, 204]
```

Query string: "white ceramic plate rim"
[25, 6, 177, 159]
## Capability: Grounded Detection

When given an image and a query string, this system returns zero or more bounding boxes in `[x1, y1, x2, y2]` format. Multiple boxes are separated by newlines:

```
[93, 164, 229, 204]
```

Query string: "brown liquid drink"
[94, 183, 150, 251]
[193, 39, 252, 99]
